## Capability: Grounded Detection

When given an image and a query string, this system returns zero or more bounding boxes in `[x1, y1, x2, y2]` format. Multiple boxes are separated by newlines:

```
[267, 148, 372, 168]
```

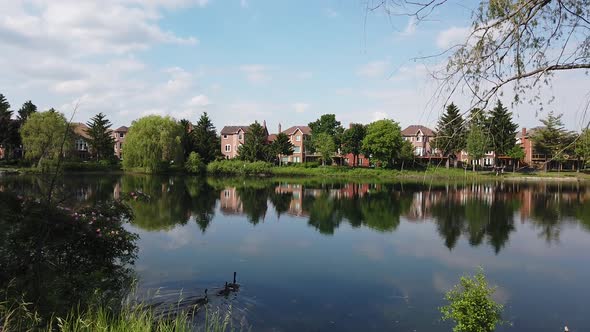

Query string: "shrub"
[207, 160, 272, 176]
[440, 267, 506, 332]
[185, 152, 205, 174]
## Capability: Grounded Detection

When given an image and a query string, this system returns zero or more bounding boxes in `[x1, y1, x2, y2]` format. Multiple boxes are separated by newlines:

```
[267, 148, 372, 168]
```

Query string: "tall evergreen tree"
[238, 121, 269, 162]
[532, 111, 575, 171]
[269, 132, 294, 166]
[17, 101, 37, 124]
[191, 112, 219, 164]
[434, 103, 466, 165]
[0, 94, 18, 159]
[341, 123, 367, 167]
[488, 101, 518, 161]
[180, 119, 194, 160]
[85, 112, 115, 161]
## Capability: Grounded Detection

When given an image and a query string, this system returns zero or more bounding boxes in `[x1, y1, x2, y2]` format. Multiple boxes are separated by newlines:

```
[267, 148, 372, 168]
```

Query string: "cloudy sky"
[1, 0, 587, 132]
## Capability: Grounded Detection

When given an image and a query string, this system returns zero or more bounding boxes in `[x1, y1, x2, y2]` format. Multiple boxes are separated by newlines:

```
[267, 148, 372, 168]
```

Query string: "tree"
[531, 111, 573, 171]
[122, 115, 184, 173]
[180, 119, 194, 160]
[313, 132, 336, 166]
[362, 119, 403, 168]
[575, 129, 590, 170]
[191, 112, 219, 164]
[507, 145, 526, 172]
[17, 100, 37, 124]
[398, 139, 415, 171]
[20, 110, 70, 166]
[466, 123, 487, 171]
[237, 121, 269, 162]
[269, 132, 294, 166]
[434, 103, 466, 167]
[341, 123, 367, 167]
[185, 152, 205, 174]
[488, 101, 518, 163]
[0, 93, 18, 159]
[440, 267, 506, 332]
[308, 114, 345, 152]
[85, 112, 116, 161]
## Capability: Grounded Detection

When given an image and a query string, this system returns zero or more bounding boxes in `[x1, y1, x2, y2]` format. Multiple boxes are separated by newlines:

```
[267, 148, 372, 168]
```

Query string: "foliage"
[313, 132, 336, 165]
[575, 129, 590, 168]
[507, 145, 525, 161]
[434, 103, 466, 157]
[440, 268, 506, 332]
[191, 112, 220, 164]
[269, 132, 294, 165]
[398, 139, 415, 169]
[466, 123, 488, 170]
[86, 112, 116, 161]
[17, 100, 37, 124]
[362, 119, 403, 168]
[487, 101, 518, 158]
[308, 114, 344, 152]
[122, 115, 184, 173]
[531, 111, 576, 165]
[341, 123, 367, 166]
[180, 119, 194, 160]
[0, 93, 19, 160]
[237, 121, 269, 162]
[185, 152, 205, 174]
[20, 110, 71, 165]
[207, 159, 273, 176]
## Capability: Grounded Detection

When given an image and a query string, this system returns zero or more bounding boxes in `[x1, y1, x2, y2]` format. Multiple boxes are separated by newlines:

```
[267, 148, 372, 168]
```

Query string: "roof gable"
[401, 125, 435, 137]
[282, 125, 312, 135]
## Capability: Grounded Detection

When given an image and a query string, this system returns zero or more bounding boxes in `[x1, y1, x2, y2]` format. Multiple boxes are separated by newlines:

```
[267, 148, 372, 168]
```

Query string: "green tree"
[191, 112, 220, 164]
[180, 119, 194, 160]
[398, 139, 415, 170]
[17, 100, 37, 124]
[466, 123, 487, 171]
[20, 110, 70, 166]
[362, 119, 403, 168]
[269, 132, 294, 166]
[434, 103, 466, 167]
[532, 111, 573, 171]
[507, 145, 525, 172]
[308, 114, 344, 152]
[0, 93, 19, 159]
[341, 123, 366, 167]
[488, 101, 518, 163]
[185, 151, 205, 174]
[575, 129, 590, 170]
[313, 132, 336, 166]
[440, 268, 506, 332]
[238, 121, 269, 162]
[85, 112, 116, 161]
[122, 115, 184, 173]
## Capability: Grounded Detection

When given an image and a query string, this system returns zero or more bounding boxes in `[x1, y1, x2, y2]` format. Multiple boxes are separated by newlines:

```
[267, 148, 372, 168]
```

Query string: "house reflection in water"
[220, 187, 244, 215]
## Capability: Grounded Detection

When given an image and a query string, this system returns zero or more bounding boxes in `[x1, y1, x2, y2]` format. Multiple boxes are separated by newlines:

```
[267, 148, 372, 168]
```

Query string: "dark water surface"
[1, 174, 590, 331]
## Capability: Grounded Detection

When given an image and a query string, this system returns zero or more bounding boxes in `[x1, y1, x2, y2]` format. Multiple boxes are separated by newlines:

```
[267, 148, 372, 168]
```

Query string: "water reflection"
[2, 175, 590, 254]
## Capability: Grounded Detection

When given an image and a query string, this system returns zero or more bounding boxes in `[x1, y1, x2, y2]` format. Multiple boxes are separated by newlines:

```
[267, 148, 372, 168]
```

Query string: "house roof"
[401, 125, 435, 137]
[516, 126, 543, 139]
[267, 134, 277, 142]
[282, 125, 312, 135]
[114, 126, 129, 132]
[220, 126, 249, 135]
[71, 123, 90, 139]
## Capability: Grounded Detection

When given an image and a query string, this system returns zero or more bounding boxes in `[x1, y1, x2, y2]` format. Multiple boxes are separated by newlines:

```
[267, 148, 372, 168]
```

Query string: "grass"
[1, 297, 238, 332]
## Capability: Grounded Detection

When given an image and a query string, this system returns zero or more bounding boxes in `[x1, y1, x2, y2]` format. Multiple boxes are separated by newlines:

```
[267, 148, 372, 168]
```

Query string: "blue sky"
[1, 0, 587, 132]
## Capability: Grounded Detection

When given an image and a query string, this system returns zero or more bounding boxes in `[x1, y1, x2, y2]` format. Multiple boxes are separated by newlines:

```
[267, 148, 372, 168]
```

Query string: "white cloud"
[240, 0, 248, 8]
[398, 17, 416, 37]
[239, 64, 271, 83]
[436, 26, 470, 49]
[187, 94, 212, 108]
[292, 102, 309, 113]
[372, 111, 389, 121]
[325, 8, 339, 18]
[356, 60, 391, 79]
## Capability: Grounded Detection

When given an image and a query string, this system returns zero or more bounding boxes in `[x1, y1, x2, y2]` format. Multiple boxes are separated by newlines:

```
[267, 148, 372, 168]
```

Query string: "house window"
[294, 156, 301, 163]
[293, 146, 301, 153]
[224, 190, 231, 198]
[223, 135, 228, 139]
[415, 147, 424, 156]
[357, 158, 363, 166]
[119, 132, 125, 138]
[119, 143, 123, 149]
[416, 136, 422, 142]
[225, 144, 231, 152]
[296, 135, 301, 142]
[239, 134, 243, 140]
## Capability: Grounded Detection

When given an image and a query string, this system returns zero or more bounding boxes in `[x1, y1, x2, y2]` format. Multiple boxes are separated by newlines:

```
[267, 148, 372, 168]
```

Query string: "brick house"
[71, 122, 91, 160]
[401, 125, 436, 157]
[220, 122, 269, 159]
[280, 125, 311, 163]
[111, 126, 128, 159]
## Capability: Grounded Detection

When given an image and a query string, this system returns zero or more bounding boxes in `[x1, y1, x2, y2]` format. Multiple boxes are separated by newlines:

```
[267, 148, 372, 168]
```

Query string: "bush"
[207, 159, 273, 176]
[440, 267, 506, 332]
[185, 152, 205, 174]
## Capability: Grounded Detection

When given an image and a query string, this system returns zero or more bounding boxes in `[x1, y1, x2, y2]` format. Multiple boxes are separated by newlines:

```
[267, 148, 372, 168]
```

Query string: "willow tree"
[122, 115, 184, 173]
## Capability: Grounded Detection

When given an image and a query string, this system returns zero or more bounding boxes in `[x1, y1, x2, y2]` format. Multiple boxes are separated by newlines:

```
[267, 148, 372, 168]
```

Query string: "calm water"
[1, 174, 590, 331]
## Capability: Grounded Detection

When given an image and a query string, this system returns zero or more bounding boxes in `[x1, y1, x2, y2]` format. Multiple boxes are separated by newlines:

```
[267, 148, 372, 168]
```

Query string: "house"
[111, 126, 128, 159]
[516, 127, 540, 165]
[220, 122, 269, 159]
[401, 125, 436, 157]
[280, 124, 311, 163]
[71, 123, 91, 160]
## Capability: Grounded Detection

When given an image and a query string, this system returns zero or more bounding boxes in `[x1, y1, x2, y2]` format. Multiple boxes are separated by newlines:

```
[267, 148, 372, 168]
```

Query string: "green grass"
[1, 297, 238, 332]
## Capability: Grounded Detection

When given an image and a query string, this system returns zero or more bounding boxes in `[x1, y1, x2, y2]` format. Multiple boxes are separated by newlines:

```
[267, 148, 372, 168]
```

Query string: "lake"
[1, 174, 589, 331]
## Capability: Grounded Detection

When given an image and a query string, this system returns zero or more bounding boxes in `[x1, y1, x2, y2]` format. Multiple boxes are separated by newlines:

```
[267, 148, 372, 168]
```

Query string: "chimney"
[522, 127, 527, 139]
[349, 123, 353, 129]
[278, 123, 282, 133]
